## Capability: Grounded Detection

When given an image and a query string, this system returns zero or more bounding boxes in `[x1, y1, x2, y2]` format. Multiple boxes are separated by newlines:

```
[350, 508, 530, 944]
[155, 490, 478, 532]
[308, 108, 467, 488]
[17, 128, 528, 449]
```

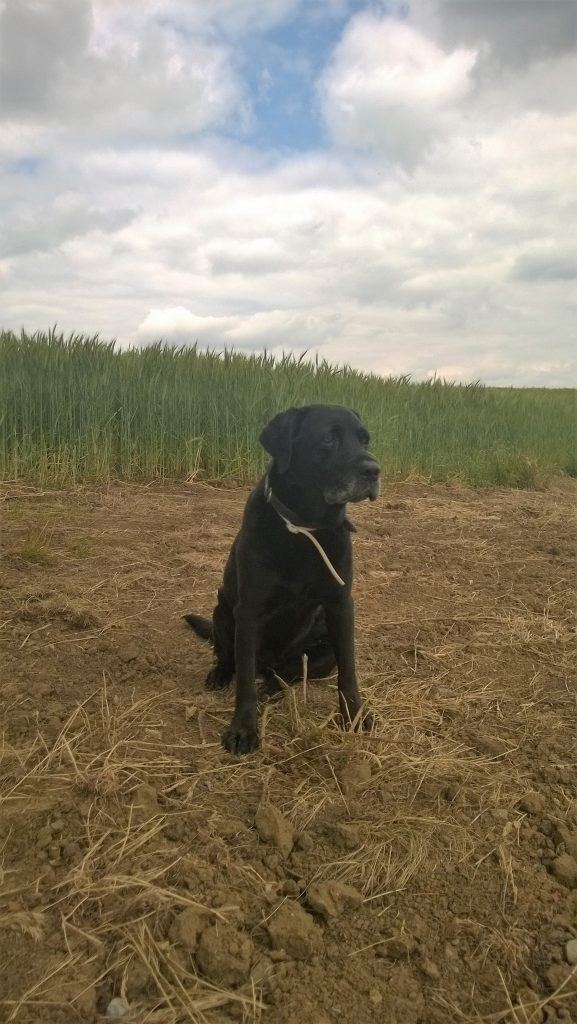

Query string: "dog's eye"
[320, 434, 338, 449]
[359, 430, 370, 447]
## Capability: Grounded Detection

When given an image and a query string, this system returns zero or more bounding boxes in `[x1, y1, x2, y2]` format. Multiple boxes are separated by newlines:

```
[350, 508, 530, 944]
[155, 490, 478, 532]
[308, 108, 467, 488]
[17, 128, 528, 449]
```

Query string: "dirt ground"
[0, 478, 576, 1024]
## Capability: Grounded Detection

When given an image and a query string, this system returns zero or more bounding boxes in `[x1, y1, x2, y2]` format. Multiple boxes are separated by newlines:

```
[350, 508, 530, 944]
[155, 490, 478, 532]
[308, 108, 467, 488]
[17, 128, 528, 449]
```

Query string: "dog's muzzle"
[324, 458, 381, 505]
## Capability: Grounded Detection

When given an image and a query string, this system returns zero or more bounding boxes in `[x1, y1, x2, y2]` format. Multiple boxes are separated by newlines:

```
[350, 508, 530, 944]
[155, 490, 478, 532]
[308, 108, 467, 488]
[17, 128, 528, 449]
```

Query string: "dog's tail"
[183, 613, 213, 641]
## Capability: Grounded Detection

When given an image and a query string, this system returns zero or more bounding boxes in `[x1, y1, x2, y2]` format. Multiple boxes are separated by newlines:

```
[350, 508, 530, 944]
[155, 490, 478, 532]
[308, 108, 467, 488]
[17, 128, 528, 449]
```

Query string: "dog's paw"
[222, 718, 260, 755]
[205, 666, 233, 690]
[358, 709, 375, 733]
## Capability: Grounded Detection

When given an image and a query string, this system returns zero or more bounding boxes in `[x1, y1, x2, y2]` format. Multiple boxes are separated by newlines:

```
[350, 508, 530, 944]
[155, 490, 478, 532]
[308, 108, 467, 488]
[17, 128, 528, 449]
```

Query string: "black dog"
[184, 404, 380, 755]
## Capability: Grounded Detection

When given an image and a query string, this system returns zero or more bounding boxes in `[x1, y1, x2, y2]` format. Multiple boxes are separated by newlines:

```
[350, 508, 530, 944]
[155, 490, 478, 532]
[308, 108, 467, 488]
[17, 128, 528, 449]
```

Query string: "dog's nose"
[359, 459, 380, 481]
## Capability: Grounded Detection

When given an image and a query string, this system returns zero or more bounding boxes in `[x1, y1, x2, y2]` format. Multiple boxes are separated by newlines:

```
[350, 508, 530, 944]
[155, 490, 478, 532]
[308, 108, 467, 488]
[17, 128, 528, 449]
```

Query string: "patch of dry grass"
[9, 527, 56, 565]
[0, 691, 264, 1021]
[1, 479, 575, 1023]
[0, 663, 529, 1022]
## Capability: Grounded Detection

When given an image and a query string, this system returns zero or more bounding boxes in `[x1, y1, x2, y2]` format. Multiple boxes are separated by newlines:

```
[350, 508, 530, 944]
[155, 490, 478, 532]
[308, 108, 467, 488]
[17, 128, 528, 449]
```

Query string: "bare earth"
[0, 479, 576, 1024]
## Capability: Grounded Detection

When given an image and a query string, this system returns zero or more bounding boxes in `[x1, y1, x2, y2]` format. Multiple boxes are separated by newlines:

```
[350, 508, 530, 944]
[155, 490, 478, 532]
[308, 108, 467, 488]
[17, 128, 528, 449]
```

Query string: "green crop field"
[1, 328, 575, 487]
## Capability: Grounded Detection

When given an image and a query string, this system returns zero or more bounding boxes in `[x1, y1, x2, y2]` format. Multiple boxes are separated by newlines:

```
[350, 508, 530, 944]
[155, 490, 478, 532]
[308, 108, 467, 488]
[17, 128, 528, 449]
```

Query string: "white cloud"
[2, 112, 576, 385]
[0, 193, 135, 258]
[0, 0, 244, 140]
[90, 0, 300, 36]
[136, 306, 334, 352]
[1, 1, 575, 387]
[319, 14, 476, 166]
[137, 308, 235, 347]
[409, 0, 577, 71]
[511, 245, 577, 284]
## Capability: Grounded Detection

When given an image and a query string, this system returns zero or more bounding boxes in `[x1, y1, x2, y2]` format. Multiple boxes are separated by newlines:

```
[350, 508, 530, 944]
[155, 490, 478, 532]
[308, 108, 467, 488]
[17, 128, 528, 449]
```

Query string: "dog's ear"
[259, 407, 306, 474]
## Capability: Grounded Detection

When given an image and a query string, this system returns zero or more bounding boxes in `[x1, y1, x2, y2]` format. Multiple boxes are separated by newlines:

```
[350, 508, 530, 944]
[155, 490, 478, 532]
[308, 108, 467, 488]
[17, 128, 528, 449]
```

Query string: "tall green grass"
[1, 328, 575, 487]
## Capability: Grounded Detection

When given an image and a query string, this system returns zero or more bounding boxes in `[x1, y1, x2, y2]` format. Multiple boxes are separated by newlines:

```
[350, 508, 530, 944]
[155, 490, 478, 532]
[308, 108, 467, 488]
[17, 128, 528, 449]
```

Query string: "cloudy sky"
[1, 0, 576, 386]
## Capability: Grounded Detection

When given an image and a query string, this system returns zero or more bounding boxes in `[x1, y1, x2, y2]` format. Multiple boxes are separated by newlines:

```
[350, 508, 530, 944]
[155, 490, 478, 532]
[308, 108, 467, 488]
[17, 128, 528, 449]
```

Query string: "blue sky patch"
[237, 2, 374, 152]
[6, 155, 44, 176]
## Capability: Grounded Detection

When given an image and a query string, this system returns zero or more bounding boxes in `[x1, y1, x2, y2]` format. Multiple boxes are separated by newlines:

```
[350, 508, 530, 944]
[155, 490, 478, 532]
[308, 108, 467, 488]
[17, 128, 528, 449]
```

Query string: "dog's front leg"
[325, 595, 374, 732]
[221, 605, 260, 755]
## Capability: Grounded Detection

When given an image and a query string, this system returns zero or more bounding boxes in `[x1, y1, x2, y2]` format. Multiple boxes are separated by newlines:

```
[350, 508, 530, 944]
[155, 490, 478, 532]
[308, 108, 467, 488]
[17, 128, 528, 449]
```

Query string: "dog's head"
[259, 404, 380, 505]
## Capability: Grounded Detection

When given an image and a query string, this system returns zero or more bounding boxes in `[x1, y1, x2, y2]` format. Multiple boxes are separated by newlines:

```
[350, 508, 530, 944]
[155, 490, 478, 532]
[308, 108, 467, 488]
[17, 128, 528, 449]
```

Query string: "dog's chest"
[266, 530, 350, 601]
